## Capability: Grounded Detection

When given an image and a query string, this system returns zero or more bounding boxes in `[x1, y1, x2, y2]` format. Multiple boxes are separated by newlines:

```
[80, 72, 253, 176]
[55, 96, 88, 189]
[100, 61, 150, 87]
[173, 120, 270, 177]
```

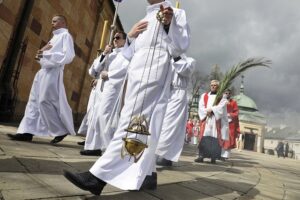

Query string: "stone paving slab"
[1, 124, 300, 200]
[180, 179, 241, 199]
[146, 183, 216, 200]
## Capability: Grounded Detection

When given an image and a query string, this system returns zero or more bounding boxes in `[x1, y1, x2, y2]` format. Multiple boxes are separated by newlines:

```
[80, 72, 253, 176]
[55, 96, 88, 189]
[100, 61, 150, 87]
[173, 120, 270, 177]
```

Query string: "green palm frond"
[213, 57, 271, 105]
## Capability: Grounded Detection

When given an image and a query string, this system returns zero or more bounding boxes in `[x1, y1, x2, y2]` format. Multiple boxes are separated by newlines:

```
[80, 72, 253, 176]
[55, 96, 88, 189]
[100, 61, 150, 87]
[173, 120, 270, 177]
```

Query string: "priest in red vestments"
[194, 80, 229, 164]
[221, 89, 240, 160]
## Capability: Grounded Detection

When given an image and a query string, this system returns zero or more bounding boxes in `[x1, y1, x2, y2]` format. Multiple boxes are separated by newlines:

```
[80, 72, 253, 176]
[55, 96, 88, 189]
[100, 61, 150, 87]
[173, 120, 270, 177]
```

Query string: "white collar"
[113, 46, 124, 53]
[53, 28, 68, 35]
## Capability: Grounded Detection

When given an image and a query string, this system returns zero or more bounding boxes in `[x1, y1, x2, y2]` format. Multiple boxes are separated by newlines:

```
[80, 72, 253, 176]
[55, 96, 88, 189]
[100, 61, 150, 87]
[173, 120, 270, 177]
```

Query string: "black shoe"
[194, 157, 204, 163]
[156, 157, 172, 167]
[140, 172, 157, 190]
[63, 170, 106, 195]
[211, 159, 216, 164]
[220, 157, 226, 161]
[50, 134, 68, 144]
[7, 133, 33, 141]
[80, 149, 102, 156]
[77, 141, 85, 146]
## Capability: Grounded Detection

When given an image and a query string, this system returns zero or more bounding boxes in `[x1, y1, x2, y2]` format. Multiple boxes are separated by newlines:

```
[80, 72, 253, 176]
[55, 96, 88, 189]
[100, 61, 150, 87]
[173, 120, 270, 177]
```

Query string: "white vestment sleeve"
[88, 56, 104, 78]
[161, 8, 190, 58]
[198, 93, 208, 121]
[40, 34, 75, 68]
[122, 39, 136, 61]
[211, 97, 228, 120]
[221, 105, 229, 140]
[173, 57, 195, 78]
[107, 56, 129, 80]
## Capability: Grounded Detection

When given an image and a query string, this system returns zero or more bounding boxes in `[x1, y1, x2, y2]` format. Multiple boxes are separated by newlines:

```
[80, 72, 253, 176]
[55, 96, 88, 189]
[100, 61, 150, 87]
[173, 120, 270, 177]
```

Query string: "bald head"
[210, 80, 219, 93]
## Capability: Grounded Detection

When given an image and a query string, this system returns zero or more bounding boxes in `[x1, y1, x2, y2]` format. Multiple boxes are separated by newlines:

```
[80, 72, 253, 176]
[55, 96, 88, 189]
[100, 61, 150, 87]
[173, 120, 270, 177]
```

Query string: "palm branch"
[213, 57, 271, 105]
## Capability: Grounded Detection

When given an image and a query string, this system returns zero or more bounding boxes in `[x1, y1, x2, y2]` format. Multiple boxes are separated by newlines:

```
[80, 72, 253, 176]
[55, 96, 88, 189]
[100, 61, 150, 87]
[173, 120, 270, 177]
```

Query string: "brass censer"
[156, 9, 166, 24]
[121, 115, 150, 163]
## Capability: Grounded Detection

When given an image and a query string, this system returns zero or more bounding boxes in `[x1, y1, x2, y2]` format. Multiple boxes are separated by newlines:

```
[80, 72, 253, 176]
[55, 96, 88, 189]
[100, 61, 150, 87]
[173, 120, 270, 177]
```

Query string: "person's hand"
[159, 5, 173, 25]
[128, 21, 148, 38]
[40, 43, 52, 51]
[35, 50, 43, 60]
[101, 71, 108, 80]
[91, 79, 98, 88]
[35, 44, 52, 60]
[207, 108, 213, 117]
[103, 45, 112, 55]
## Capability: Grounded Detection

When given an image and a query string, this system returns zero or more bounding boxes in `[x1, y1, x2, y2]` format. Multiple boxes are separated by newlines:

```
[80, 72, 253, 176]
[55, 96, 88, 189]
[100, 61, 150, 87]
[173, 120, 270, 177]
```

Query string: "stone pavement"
[0, 123, 299, 200]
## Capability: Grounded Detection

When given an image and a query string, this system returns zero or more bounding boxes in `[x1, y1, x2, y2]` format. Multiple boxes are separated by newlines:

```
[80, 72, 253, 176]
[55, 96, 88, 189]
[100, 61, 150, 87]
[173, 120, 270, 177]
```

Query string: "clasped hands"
[35, 43, 52, 61]
[206, 108, 213, 117]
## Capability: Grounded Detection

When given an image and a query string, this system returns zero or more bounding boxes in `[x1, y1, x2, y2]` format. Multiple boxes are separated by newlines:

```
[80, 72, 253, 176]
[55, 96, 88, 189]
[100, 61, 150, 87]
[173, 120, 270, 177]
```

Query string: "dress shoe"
[140, 172, 157, 190]
[194, 157, 204, 163]
[156, 157, 172, 167]
[211, 159, 216, 164]
[77, 141, 85, 146]
[80, 149, 102, 156]
[220, 157, 226, 161]
[50, 134, 68, 144]
[7, 133, 33, 141]
[63, 170, 106, 195]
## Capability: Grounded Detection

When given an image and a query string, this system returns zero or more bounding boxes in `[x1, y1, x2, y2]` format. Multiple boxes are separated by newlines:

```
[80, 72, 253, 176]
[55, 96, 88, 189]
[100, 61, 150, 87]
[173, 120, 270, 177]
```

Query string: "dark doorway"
[244, 133, 256, 150]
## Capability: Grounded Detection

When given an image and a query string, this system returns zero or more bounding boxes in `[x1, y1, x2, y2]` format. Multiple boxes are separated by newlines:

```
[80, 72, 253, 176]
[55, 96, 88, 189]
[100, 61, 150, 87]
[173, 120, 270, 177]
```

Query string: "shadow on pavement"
[82, 176, 260, 200]
[0, 156, 96, 175]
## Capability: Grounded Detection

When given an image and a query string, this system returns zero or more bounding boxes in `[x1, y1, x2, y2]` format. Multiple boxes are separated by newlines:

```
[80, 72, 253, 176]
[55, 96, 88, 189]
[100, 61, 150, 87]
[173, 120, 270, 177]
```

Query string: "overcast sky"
[114, 0, 300, 129]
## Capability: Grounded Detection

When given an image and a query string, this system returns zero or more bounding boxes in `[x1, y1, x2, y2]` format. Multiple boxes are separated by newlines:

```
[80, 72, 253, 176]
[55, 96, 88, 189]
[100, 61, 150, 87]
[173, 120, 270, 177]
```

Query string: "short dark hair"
[115, 31, 127, 40]
[53, 14, 67, 25]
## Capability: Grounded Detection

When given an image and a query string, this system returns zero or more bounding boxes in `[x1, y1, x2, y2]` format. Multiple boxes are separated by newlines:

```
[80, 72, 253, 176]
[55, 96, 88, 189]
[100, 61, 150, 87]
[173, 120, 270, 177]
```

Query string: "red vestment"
[186, 121, 193, 137]
[222, 99, 240, 149]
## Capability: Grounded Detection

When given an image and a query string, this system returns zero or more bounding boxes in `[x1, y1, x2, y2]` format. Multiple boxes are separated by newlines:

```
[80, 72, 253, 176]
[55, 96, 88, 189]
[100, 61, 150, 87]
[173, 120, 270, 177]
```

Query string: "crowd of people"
[6, 0, 242, 196]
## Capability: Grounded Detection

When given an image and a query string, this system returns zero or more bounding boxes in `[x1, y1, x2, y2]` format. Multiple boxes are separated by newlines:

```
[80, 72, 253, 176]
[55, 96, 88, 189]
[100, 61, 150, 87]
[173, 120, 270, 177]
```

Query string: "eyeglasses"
[113, 36, 121, 40]
[210, 84, 218, 86]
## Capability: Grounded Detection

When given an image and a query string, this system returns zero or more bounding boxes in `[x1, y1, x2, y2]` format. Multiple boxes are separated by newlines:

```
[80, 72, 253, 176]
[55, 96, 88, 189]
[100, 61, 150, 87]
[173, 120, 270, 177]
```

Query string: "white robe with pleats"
[90, 0, 190, 190]
[77, 85, 97, 135]
[17, 28, 75, 136]
[156, 56, 195, 162]
[84, 47, 129, 151]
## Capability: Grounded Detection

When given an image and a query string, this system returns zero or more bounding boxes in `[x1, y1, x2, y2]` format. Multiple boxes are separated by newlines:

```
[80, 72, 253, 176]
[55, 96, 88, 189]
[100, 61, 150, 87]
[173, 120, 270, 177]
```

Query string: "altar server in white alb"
[80, 31, 129, 156]
[156, 55, 195, 167]
[76, 79, 98, 146]
[64, 0, 190, 195]
[8, 15, 75, 144]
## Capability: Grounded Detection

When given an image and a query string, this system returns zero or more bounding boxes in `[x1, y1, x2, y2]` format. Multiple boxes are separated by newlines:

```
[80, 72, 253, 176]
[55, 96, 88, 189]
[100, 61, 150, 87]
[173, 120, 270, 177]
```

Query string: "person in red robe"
[221, 89, 240, 160]
[186, 119, 194, 143]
